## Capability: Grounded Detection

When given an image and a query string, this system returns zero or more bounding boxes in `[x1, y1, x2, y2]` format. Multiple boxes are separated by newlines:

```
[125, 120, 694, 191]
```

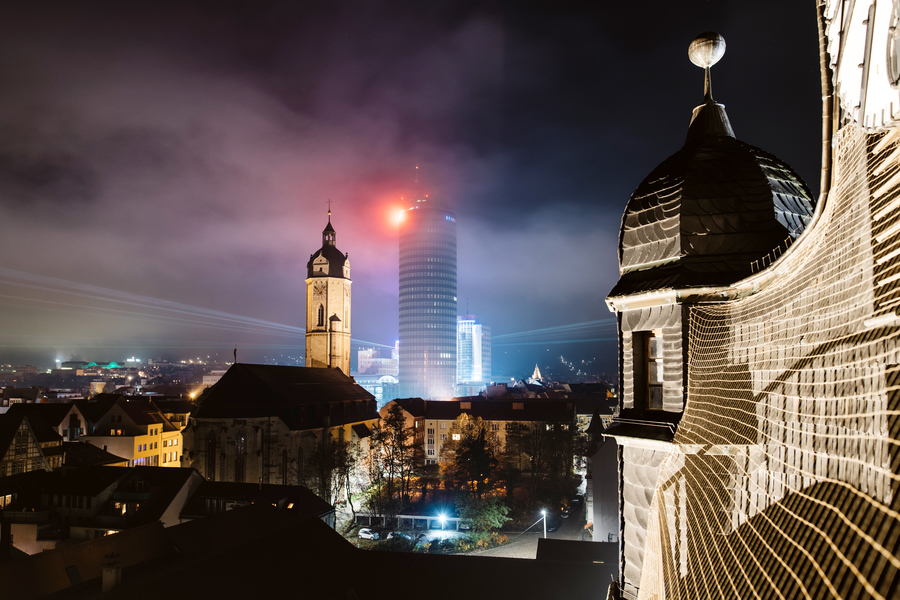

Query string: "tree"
[440, 414, 500, 500]
[302, 428, 354, 506]
[456, 495, 511, 532]
[365, 404, 416, 520]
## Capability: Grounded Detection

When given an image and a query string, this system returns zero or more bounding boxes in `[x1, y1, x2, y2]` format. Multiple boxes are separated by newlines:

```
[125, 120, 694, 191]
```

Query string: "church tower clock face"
[313, 282, 326, 299]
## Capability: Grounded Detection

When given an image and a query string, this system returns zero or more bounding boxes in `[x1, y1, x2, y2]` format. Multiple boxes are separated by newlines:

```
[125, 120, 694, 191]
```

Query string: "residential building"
[79, 396, 182, 468]
[382, 397, 576, 465]
[1, 386, 44, 407]
[0, 465, 203, 554]
[178, 480, 336, 528]
[398, 197, 458, 399]
[306, 209, 352, 374]
[0, 410, 64, 477]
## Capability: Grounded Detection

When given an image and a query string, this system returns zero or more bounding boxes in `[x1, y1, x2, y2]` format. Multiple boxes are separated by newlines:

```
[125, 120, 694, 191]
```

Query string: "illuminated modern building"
[398, 198, 457, 399]
[456, 315, 490, 396]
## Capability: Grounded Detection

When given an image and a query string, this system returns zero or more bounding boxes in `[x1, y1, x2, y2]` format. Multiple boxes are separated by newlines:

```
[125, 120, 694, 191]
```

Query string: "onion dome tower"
[608, 32, 815, 299]
[602, 34, 818, 599]
[305, 206, 351, 373]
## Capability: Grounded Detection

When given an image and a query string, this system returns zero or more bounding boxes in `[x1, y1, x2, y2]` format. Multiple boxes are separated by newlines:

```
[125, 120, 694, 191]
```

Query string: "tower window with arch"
[317, 304, 325, 327]
[235, 429, 246, 483]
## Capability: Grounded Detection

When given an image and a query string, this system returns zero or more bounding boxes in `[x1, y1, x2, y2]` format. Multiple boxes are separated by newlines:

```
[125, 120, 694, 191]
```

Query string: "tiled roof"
[4, 404, 66, 443]
[179, 481, 334, 521]
[3, 402, 72, 428]
[192, 364, 377, 429]
[60, 442, 129, 466]
[610, 104, 815, 299]
[388, 398, 576, 422]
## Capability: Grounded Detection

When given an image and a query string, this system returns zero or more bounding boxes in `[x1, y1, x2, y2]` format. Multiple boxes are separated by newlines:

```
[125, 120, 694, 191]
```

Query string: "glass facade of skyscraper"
[398, 199, 457, 399]
[457, 316, 491, 391]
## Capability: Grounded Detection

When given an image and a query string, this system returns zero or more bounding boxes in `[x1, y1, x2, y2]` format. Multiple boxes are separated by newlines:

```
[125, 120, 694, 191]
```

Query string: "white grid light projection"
[637, 125, 900, 600]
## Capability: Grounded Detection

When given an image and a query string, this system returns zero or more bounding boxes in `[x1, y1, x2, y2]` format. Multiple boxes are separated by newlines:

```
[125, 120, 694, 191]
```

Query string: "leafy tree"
[456, 495, 511, 532]
[440, 414, 500, 500]
[302, 428, 353, 506]
[365, 404, 416, 520]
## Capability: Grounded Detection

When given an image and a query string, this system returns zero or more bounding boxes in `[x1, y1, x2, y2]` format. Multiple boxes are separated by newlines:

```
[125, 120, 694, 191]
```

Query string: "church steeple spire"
[323, 200, 336, 246]
[685, 32, 734, 144]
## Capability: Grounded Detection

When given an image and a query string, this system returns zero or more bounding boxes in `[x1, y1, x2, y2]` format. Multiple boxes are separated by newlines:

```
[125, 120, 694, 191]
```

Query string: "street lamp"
[438, 513, 447, 534]
[541, 509, 547, 539]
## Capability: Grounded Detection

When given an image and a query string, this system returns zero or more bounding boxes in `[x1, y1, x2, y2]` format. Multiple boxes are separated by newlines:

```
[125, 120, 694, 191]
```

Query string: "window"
[206, 431, 217, 482]
[317, 304, 325, 327]
[452, 433, 461, 441]
[440, 433, 447, 441]
[427, 448, 435, 456]
[491, 423, 500, 431]
[440, 422, 447, 429]
[235, 430, 246, 483]
[427, 437, 434, 445]
[427, 428, 435, 435]
[634, 330, 664, 410]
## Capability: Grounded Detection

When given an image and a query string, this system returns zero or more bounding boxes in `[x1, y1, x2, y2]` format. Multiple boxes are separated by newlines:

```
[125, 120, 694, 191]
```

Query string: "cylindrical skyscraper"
[398, 198, 457, 399]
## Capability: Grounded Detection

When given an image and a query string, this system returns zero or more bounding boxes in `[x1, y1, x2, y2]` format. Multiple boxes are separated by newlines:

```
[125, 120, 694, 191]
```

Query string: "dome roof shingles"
[610, 130, 815, 299]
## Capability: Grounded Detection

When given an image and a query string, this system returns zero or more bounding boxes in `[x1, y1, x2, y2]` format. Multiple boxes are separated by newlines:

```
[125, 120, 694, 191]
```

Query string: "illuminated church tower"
[305, 208, 351, 373]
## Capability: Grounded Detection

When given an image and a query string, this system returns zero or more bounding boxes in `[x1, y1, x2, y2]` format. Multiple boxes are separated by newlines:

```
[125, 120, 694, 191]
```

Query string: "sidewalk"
[468, 531, 542, 558]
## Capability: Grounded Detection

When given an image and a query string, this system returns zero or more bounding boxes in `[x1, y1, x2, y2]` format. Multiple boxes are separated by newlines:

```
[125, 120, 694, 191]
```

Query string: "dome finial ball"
[689, 32, 726, 68]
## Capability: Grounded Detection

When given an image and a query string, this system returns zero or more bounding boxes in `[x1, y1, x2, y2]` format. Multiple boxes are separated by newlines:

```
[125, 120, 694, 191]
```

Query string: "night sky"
[0, 1, 822, 379]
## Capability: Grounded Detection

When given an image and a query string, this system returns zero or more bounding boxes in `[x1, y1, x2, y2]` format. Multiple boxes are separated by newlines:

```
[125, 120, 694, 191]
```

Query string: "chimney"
[101, 553, 122, 593]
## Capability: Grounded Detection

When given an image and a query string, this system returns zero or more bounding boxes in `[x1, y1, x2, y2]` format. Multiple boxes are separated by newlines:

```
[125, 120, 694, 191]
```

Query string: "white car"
[358, 528, 379, 540]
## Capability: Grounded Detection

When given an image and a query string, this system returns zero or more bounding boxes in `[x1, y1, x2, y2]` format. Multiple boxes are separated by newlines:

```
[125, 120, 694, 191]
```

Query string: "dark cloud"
[0, 1, 823, 378]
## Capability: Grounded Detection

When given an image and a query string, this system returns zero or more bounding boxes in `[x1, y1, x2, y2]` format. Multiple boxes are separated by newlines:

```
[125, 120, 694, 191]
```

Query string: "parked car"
[386, 531, 411, 540]
[358, 528, 379, 540]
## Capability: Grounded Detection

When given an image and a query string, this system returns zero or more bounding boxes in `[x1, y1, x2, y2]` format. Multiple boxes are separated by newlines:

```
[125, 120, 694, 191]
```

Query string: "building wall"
[305, 277, 352, 374]
[457, 318, 490, 386]
[619, 303, 685, 413]
[186, 416, 376, 487]
[633, 126, 900, 598]
[0, 420, 55, 476]
[398, 201, 458, 399]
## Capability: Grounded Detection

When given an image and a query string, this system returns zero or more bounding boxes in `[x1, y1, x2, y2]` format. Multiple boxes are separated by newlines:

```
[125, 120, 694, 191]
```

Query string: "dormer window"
[634, 330, 664, 410]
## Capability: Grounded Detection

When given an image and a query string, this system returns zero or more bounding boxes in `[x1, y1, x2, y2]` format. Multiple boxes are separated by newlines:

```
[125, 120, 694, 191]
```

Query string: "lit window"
[452, 433, 461, 441]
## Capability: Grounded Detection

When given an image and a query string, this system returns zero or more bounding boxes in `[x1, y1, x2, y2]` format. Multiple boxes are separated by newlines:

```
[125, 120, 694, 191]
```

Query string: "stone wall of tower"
[305, 277, 351, 374]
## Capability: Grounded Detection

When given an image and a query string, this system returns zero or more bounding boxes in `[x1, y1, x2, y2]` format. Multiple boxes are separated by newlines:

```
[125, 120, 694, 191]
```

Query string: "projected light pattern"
[0, 266, 393, 355]
[636, 126, 900, 600]
[493, 319, 617, 347]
